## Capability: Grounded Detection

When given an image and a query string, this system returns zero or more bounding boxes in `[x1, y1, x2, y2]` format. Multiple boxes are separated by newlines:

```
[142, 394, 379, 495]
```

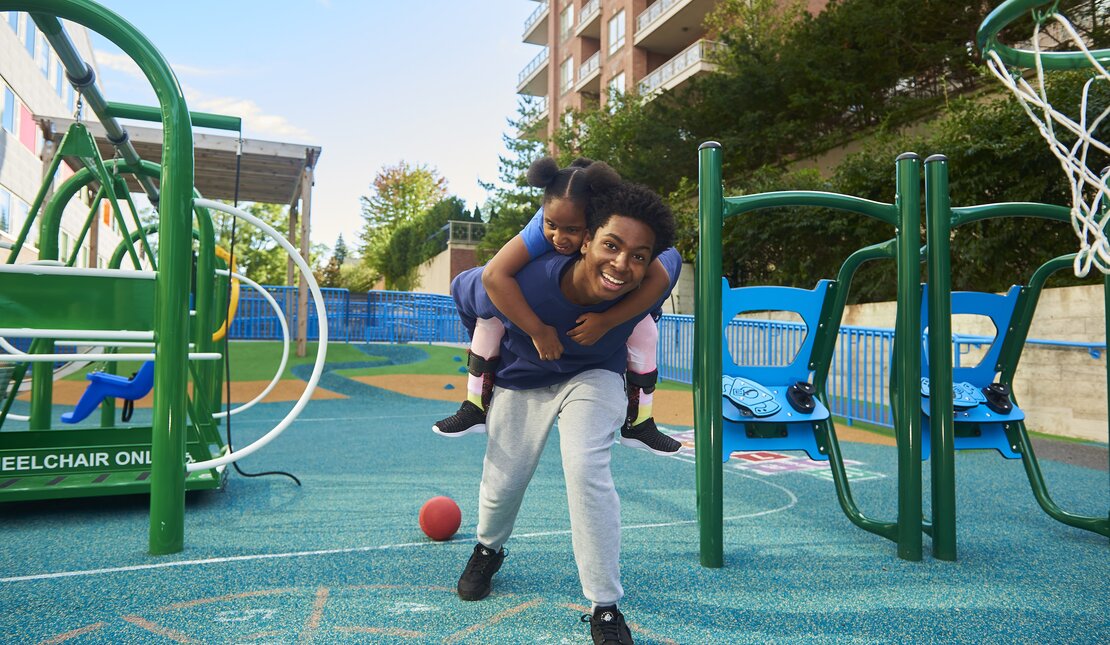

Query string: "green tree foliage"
[318, 234, 347, 288]
[376, 197, 483, 290]
[212, 202, 298, 286]
[359, 161, 448, 282]
[477, 98, 547, 262]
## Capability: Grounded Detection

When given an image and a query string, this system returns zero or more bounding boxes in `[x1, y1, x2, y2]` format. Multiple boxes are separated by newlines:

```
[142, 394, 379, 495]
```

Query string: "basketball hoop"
[979, 0, 1110, 276]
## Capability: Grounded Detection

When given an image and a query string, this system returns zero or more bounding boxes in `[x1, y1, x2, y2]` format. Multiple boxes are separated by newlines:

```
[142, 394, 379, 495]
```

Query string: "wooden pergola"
[37, 116, 322, 355]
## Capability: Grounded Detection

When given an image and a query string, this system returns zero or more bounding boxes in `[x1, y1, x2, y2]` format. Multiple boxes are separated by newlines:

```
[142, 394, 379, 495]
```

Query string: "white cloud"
[92, 49, 310, 142]
[189, 94, 312, 141]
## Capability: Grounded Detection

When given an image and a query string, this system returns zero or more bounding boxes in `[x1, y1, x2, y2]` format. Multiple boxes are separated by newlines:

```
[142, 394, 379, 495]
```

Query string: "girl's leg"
[620, 316, 680, 455]
[433, 317, 504, 436]
[624, 316, 658, 427]
[467, 317, 504, 411]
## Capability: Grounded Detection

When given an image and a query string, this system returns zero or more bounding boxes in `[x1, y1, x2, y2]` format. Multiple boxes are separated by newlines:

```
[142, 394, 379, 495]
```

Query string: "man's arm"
[482, 235, 564, 360]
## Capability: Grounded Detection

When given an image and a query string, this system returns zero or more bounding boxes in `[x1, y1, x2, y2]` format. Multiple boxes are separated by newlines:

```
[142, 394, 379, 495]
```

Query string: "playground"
[0, 0, 1107, 643]
[0, 342, 1105, 643]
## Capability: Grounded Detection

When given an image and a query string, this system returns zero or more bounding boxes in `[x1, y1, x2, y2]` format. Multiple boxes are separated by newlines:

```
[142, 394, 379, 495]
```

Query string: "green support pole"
[695, 141, 724, 568]
[7, 0, 198, 555]
[894, 152, 924, 561]
[924, 155, 957, 560]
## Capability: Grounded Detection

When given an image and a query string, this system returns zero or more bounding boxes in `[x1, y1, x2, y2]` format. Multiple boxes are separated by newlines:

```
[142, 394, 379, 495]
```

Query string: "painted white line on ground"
[0, 428, 799, 581]
[2, 433, 798, 584]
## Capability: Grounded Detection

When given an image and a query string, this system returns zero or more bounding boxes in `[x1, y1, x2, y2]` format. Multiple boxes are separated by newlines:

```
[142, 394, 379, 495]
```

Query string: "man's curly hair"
[586, 181, 676, 258]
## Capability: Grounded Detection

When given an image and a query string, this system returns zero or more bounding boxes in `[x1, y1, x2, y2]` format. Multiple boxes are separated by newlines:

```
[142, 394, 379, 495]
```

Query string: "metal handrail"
[517, 47, 549, 86]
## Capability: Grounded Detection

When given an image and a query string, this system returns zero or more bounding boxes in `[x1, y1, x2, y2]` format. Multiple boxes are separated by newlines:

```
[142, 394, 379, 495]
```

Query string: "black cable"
[222, 132, 300, 486]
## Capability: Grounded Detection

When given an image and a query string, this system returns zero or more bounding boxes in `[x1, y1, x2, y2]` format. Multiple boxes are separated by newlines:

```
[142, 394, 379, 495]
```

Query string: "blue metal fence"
[230, 288, 1103, 429]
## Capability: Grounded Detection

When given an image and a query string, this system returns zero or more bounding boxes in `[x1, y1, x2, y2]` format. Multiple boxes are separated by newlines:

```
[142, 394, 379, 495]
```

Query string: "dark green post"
[695, 141, 724, 568]
[924, 155, 957, 560]
[10, 0, 197, 555]
[893, 153, 924, 561]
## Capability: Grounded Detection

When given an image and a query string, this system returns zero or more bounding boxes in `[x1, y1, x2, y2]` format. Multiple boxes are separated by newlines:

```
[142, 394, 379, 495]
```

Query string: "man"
[449, 181, 679, 645]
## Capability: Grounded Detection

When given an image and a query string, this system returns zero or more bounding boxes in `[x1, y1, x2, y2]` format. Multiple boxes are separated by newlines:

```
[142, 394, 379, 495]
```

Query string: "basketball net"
[984, 11, 1110, 277]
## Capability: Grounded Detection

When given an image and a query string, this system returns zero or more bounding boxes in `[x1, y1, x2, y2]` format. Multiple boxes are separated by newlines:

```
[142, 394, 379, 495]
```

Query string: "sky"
[89, 0, 540, 255]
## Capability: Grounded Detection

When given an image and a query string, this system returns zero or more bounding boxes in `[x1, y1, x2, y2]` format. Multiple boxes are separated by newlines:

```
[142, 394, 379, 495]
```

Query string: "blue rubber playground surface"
[1, 345, 1107, 644]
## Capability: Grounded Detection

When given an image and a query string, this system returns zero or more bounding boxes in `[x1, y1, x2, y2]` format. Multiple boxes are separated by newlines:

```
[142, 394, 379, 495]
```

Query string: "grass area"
[62, 341, 376, 382]
[334, 344, 468, 378]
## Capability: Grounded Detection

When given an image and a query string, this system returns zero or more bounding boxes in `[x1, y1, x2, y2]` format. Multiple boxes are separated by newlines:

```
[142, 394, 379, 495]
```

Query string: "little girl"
[433, 156, 680, 455]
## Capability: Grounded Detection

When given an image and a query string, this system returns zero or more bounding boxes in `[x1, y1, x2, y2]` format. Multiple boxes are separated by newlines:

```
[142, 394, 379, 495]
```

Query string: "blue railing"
[229, 288, 1104, 429]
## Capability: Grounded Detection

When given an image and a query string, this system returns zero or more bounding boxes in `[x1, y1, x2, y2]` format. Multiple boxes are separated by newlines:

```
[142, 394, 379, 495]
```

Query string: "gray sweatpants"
[476, 368, 627, 606]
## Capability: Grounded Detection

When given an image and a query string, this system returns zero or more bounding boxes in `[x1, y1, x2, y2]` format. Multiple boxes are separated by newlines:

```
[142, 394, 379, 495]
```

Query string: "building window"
[608, 71, 626, 98]
[2, 86, 14, 134]
[55, 62, 64, 97]
[14, 199, 29, 236]
[7, 11, 18, 33]
[560, 56, 574, 94]
[61, 231, 70, 261]
[37, 34, 50, 76]
[608, 10, 625, 55]
[66, 85, 75, 112]
[0, 187, 10, 234]
[559, 4, 574, 40]
[24, 21, 35, 57]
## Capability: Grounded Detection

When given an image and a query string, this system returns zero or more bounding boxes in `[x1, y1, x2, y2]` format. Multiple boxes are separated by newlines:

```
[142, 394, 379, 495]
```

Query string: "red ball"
[419, 496, 462, 541]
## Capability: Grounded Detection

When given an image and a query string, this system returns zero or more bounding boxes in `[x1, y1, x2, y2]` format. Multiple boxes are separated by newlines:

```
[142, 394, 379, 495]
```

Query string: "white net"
[984, 11, 1110, 277]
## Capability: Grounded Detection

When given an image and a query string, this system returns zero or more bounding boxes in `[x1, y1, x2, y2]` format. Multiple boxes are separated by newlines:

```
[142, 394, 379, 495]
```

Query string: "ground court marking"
[0, 456, 797, 584]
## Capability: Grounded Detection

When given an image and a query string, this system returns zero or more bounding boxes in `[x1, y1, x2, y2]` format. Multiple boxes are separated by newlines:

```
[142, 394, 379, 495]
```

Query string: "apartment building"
[517, 0, 826, 142]
[1, 11, 126, 266]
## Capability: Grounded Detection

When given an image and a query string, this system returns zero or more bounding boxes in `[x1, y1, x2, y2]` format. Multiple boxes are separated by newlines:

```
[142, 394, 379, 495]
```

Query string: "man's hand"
[532, 325, 564, 360]
[567, 312, 613, 346]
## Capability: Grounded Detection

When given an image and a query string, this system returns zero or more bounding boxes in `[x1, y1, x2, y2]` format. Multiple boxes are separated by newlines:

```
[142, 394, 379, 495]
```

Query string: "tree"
[476, 97, 547, 262]
[333, 234, 348, 265]
[359, 161, 448, 281]
[212, 202, 296, 286]
[318, 234, 347, 288]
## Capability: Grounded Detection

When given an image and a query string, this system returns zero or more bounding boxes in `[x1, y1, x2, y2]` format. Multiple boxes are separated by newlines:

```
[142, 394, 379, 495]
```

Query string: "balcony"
[523, 1, 549, 45]
[517, 47, 549, 96]
[575, 0, 601, 39]
[575, 51, 601, 94]
[634, 0, 715, 54]
[637, 39, 721, 97]
[516, 96, 549, 140]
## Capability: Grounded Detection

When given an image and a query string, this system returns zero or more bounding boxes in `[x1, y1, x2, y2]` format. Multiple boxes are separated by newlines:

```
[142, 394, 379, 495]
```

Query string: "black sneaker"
[619, 418, 680, 455]
[457, 543, 505, 601]
[581, 605, 634, 644]
[433, 401, 487, 437]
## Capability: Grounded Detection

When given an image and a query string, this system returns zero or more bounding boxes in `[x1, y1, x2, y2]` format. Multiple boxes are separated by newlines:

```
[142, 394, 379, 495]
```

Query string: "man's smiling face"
[575, 214, 656, 304]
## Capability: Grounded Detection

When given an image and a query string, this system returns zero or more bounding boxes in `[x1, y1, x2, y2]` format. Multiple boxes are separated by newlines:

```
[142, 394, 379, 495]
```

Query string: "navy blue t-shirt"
[452, 247, 681, 390]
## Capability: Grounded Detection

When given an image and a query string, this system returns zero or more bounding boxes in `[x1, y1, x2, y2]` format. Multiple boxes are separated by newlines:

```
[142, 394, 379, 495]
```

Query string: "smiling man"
[448, 181, 679, 645]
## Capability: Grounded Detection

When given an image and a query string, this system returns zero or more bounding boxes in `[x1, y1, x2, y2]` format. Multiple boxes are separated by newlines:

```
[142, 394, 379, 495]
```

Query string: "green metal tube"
[893, 152, 924, 561]
[695, 141, 724, 568]
[924, 155, 957, 561]
[106, 101, 242, 132]
[117, 176, 155, 268]
[67, 187, 103, 267]
[30, 10, 161, 206]
[4, 150, 64, 263]
[723, 191, 899, 227]
[977, 0, 1110, 71]
[11, 0, 198, 555]
[952, 202, 1071, 227]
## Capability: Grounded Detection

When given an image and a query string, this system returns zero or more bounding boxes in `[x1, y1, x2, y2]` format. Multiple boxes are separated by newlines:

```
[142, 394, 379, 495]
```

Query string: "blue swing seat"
[720, 279, 832, 462]
[61, 361, 155, 424]
[920, 286, 1025, 459]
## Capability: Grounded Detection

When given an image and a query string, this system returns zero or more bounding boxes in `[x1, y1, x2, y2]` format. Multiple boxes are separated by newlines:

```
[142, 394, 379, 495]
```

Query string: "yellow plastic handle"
[212, 246, 240, 342]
